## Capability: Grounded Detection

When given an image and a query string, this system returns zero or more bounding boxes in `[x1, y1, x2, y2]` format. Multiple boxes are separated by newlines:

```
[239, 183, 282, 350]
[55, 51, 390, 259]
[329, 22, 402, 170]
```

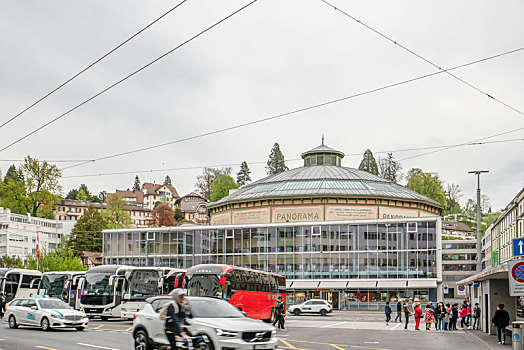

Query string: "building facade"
[141, 183, 180, 210]
[103, 216, 442, 309]
[0, 207, 74, 258]
[176, 192, 210, 225]
[441, 239, 476, 302]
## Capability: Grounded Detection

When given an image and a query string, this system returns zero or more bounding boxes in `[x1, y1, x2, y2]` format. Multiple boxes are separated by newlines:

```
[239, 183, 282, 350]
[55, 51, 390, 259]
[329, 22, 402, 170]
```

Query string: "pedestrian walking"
[385, 302, 392, 325]
[424, 304, 436, 330]
[160, 289, 190, 350]
[473, 303, 481, 330]
[403, 301, 412, 330]
[0, 292, 6, 319]
[273, 296, 286, 330]
[492, 303, 510, 345]
[443, 303, 450, 331]
[459, 304, 467, 328]
[413, 302, 423, 330]
[395, 299, 402, 323]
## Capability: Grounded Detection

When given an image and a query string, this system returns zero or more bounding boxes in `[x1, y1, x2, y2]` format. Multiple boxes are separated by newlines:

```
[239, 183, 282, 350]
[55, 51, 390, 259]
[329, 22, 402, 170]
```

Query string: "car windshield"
[38, 299, 71, 309]
[189, 298, 244, 318]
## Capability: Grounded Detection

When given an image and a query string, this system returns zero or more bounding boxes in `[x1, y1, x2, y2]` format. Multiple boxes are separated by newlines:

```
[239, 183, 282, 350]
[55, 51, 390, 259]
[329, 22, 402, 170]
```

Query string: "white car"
[288, 299, 333, 316]
[6, 297, 89, 331]
[133, 296, 278, 350]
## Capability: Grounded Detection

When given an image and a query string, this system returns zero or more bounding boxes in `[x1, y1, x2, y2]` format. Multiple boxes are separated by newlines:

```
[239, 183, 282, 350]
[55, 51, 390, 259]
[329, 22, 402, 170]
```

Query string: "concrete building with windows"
[103, 143, 444, 309]
[0, 207, 74, 259]
[441, 239, 477, 303]
[141, 183, 180, 210]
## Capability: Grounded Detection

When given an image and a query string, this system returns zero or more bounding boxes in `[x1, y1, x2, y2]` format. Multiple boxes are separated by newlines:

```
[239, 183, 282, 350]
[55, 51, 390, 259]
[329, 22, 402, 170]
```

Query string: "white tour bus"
[78, 265, 183, 319]
[37, 271, 86, 309]
[0, 268, 42, 303]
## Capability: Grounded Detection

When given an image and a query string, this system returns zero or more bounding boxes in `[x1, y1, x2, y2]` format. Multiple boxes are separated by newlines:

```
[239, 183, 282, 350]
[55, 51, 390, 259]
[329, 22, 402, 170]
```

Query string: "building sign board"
[379, 207, 419, 219]
[508, 260, 524, 296]
[443, 285, 449, 294]
[493, 252, 499, 266]
[232, 208, 270, 224]
[325, 206, 377, 221]
[210, 212, 231, 225]
[272, 206, 323, 223]
[514, 238, 524, 257]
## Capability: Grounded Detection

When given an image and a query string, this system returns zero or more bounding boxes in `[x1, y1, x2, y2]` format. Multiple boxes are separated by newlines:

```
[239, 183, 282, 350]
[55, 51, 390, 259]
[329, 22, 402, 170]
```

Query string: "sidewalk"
[466, 329, 513, 349]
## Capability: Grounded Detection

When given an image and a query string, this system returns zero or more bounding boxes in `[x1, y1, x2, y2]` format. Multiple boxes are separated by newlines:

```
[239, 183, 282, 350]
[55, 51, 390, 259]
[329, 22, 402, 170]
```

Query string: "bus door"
[114, 277, 125, 307]
[4, 272, 20, 302]
[70, 275, 83, 308]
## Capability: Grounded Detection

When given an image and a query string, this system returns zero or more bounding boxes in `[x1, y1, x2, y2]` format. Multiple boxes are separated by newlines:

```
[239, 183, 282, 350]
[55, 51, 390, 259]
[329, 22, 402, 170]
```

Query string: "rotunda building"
[209, 143, 442, 225]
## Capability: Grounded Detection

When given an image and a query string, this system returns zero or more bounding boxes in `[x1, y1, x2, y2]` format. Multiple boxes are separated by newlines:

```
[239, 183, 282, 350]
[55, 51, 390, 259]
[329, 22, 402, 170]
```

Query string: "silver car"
[133, 296, 278, 350]
[5, 297, 89, 331]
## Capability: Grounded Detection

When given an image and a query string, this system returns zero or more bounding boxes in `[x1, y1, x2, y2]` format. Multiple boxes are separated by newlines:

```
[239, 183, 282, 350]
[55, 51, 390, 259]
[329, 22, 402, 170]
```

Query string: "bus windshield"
[125, 270, 160, 300]
[81, 273, 113, 305]
[39, 274, 69, 299]
[186, 274, 222, 298]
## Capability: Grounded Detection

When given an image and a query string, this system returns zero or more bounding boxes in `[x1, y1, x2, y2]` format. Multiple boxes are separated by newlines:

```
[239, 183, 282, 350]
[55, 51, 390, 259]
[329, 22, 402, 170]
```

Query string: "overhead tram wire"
[61, 138, 524, 179]
[57, 46, 524, 171]
[0, 0, 189, 130]
[320, 0, 524, 119]
[0, 0, 259, 154]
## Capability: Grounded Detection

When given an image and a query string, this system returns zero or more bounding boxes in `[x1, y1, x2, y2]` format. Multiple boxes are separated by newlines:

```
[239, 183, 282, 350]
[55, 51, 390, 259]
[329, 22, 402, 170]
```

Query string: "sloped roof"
[442, 221, 474, 233]
[209, 165, 442, 208]
[141, 182, 180, 199]
[301, 144, 345, 158]
[115, 190, 144, 203]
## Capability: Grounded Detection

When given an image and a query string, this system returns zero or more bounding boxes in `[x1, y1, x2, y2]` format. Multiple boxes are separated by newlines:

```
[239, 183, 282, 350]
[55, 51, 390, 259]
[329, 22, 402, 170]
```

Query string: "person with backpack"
[395, 299, 403, 323]
[450, 303, 459, 330]
[413, 302, 423, 330]
[273, 296, 286, 330]
[385, 301, 392, 325]
[403, 300, 412, 330]
[492, 303, 510, 345]
[473, 303, 481, 330]
[161, 289, 190, 350]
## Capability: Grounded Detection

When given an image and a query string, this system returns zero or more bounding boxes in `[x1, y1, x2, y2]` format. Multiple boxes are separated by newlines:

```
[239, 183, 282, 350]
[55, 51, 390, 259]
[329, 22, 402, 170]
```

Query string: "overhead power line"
[58, 46, 524, 171]
[0, 0, 189, 130]
[61, 137, 524, 179]
[0, 0, 258, 154]
[320, 0, 524, 119]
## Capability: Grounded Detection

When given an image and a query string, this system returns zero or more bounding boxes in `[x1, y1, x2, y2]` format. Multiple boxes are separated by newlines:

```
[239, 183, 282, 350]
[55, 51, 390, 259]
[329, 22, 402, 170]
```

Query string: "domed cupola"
[301, 137, 345, 167]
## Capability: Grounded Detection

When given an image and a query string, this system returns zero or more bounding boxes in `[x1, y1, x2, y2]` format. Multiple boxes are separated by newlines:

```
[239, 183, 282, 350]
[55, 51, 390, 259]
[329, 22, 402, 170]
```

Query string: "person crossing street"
[161, 289, 190, 350]
[273, 296, 286, 331]
[395, 299, 402, 323]
[385, 302, 392, 325]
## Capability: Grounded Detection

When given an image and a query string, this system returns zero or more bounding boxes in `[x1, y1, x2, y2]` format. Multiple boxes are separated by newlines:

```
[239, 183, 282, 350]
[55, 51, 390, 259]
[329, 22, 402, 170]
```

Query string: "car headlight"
[216, 329, 238, 337]
[50, 313, 64, 319]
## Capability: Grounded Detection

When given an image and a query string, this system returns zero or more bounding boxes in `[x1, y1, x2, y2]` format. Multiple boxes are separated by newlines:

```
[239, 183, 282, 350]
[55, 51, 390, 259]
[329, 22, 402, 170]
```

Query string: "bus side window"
[5, 273, 20, 298]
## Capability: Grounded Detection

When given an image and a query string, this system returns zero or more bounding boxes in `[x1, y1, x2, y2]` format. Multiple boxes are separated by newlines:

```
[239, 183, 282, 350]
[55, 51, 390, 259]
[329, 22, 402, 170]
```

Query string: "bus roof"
[185, 264, 285, 278]
[85, 265, 124, 274]
[0, 268, 42, 278]
[42, 271, 86, 276]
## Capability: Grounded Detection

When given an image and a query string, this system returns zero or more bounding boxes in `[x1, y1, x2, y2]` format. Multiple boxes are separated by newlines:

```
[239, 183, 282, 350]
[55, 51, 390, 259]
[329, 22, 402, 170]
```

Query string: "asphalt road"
[0, 312, 489, 350]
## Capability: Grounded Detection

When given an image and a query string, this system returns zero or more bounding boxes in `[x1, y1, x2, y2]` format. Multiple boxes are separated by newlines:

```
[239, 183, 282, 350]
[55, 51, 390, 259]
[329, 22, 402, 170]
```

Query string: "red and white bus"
[184, 264, 286, 322]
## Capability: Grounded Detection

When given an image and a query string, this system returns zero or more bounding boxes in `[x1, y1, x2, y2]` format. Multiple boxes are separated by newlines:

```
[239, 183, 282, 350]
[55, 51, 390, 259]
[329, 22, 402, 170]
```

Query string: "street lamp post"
[468, 170, 489, 273]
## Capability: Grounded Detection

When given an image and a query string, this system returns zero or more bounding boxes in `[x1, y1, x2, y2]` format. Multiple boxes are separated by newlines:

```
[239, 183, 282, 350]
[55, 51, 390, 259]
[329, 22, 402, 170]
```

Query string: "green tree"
[65, 188, 78, 200]
[406, 168, 446, 206]
[195, 167, 232, 200]
[444, 183, 462, 215]
[67, 206, 107, 254]
[0, 179, 30, 215]
[3, 164, 22, 184]
[132, 175, 141, 192]
[164, 175, 172, 186]
[174, 207, 184, 222]
[266, 142, 289, 175]
[104, 194, 132, 229]
[379, 153, 402, 183]
[76, 189, 88, 201]
[0, 255, 24, 268]
[358, 149, 379, 175]
[20, 156, 62, 217]
[210, 174, 239, 202]
[24, 247, 86, 272]
[236, 161, 252, 186]
[98, 191, 107, 202]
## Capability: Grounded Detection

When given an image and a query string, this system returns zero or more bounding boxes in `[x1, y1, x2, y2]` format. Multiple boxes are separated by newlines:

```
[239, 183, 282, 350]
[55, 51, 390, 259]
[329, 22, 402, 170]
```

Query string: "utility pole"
[468, 170, 489, 273]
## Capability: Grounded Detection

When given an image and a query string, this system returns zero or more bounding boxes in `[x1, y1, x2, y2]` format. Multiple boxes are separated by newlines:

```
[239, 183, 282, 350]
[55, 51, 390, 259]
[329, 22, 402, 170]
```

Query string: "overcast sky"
[1, 0, 523, 211]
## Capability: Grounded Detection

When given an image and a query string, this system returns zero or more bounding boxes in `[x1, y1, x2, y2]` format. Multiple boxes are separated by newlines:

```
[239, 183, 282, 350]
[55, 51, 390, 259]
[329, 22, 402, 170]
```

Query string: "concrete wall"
[484, 279, 515, 335]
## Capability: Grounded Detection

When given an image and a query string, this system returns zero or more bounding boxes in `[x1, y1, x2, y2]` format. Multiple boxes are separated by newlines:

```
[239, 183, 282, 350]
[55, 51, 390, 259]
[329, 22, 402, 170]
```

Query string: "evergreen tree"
[379, 153, 402, 183]
[164, 175, 172, 186]
[65, 189, 78, 200]
[132, 175, 141, 192]
[174, 207, 184, 222]
[236, 161, 252, 186]
[358, 149, 379, 175]
[68, 206, 107, 254]
[76, 189, 88, 201]
[3, 165, 20, 184]
[266, 142, 289, 175]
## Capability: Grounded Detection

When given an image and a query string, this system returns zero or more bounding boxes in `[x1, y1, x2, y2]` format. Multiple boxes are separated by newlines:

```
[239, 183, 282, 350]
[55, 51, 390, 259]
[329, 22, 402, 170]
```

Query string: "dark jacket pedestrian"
[385, 302, 392, 325]
[473, 303, 481, 330]
[395, 300, 402, 322]
[403, 301, 411, 330]
[161, 289, 189, 350]
[492, 304, 510, 345]
[273, 296, 286, 330]
[0, 292, 6, 318]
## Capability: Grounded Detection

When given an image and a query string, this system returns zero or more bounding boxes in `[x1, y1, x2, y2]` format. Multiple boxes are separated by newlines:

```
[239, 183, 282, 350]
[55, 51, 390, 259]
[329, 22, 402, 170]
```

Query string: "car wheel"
[8, 315, 18, 329]
[320, 309, 327, 316]
[194, 336, 214, 350]
[134, 329, 153, 350]
[41, 317, 51, 331]
[293, 309, 301, 316]
[101, 316, 109, 321]
[76, 327, 85, 331]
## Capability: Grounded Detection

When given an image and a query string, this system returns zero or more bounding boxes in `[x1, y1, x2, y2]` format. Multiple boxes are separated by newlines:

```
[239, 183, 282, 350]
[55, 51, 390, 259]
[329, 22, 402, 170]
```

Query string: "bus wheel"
[8, 315, 18, 329]
[101, 316, 109, 321]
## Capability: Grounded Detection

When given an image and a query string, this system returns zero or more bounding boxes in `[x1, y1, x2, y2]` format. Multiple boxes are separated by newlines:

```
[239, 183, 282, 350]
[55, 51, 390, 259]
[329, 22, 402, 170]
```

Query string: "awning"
[407, 280, 438, 288]
[289, 280, 321, 289]
[377, 280, 408, 288]
[318, 280, 348, 289]
[347, 280, 377, 289]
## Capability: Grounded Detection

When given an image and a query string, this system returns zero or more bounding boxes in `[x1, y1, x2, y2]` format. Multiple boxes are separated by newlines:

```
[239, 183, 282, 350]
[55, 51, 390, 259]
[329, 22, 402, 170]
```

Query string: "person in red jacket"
[413, 302, 423, 330]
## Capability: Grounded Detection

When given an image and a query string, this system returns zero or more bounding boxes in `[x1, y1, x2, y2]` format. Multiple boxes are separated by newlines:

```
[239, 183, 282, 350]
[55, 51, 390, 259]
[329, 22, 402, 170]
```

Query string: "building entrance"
[322, 291, 339, 309]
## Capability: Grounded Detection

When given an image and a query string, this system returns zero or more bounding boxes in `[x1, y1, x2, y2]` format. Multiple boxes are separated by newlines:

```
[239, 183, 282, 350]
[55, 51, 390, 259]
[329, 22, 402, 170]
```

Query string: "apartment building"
[141, 183, 180, 210]
[442, 238, 477, 302]
[176, 192, 210, 225]
[0, 207, 74, 259]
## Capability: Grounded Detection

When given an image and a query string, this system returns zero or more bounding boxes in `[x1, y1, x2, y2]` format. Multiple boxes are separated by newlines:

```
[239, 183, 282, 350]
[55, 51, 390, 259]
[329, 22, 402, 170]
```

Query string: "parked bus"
[79, 265, 181, 319]
[36, 271, 86, 309]
[160, 268, 185, 294]
[184, 264, 286, 322]
[0, 268, 42, 303]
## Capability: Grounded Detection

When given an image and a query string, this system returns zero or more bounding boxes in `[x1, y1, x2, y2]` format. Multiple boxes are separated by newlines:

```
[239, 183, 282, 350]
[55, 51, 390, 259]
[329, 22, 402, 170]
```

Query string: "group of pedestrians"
[387, 298, 481, 332]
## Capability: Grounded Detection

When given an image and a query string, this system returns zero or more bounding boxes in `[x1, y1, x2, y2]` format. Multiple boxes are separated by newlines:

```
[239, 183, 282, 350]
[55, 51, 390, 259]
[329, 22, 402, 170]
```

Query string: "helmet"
[169, 288, 186, 300]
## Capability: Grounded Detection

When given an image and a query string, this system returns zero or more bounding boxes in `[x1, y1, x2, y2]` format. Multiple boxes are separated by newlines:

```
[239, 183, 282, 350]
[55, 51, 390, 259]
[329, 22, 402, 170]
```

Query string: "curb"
[465, 329, 500, 350]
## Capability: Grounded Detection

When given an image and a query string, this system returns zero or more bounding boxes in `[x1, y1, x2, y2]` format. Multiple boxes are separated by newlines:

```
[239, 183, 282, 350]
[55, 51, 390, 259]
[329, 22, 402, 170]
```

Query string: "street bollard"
[512, 321, 524, 350]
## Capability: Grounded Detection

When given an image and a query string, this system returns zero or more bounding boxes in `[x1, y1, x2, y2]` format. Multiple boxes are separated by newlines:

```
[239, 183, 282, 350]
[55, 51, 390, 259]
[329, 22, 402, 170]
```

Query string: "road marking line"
[330, 345, 345, 350]
[321, 321, 347, 328]
[286, 339, 388, 350]
[279, 339, 300, 349]
[92, 325, 104, 329]
[125, 326, 133, 331]
[35, 347, 58, 350]
[390, 323, 401, 330]
[77, 343, 122, 350]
